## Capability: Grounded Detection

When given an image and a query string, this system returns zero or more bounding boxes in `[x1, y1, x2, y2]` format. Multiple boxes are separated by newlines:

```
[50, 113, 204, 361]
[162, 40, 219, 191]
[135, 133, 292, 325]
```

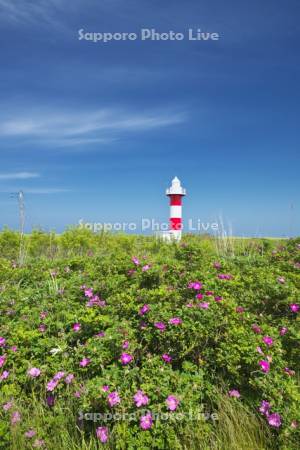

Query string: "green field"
[0, 229, 299, 449]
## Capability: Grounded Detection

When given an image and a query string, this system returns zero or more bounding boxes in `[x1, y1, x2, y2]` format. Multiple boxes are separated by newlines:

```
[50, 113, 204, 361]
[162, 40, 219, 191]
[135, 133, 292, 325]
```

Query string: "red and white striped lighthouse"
[166, 176, 186, 241]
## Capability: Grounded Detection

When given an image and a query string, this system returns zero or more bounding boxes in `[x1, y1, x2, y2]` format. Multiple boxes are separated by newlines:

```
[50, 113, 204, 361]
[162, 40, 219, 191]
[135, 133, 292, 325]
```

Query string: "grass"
[5, 391, 274, 450]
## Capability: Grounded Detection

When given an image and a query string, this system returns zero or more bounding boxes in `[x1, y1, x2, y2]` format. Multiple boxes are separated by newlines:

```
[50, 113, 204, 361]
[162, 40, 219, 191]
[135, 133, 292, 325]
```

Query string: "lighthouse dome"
[166, 176, 186, 196]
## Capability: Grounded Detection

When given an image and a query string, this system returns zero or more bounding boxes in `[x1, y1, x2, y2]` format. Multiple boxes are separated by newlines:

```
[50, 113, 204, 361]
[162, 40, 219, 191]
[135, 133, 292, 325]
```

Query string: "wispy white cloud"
[23, 188, 71, 194]
[0, 107, 187, 148]
[0, 172, 69, 195]
[0, 172, 40, 180]
[0, 0, 69, 27]
[48, 137, 116, 147]
[0, 187, 70, 194]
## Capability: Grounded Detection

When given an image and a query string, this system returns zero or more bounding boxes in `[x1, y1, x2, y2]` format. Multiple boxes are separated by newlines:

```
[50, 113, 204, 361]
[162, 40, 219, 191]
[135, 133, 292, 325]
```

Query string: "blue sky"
[0, 0, 299, 236]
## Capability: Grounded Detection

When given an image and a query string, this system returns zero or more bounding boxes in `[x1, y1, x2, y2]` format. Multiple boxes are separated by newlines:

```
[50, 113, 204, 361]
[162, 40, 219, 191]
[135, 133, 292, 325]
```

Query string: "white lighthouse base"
[158, 230, 182, 242]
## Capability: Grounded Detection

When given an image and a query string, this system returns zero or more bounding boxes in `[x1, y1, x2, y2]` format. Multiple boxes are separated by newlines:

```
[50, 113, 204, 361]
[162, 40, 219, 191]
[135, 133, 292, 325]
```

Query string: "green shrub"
[0, 232, 299, 449]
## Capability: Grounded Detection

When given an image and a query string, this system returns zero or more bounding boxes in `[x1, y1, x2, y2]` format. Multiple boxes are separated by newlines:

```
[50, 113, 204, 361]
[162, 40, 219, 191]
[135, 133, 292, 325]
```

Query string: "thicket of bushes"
[0, 227, 280, 261]
[0, 229, 299, 449]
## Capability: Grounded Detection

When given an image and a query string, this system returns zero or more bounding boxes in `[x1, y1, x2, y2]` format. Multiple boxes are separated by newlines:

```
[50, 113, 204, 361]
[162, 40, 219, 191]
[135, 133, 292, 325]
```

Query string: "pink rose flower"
[259, 360, 270, 373]
[262, 336, 273, 346]
[32, 438, 45, 447]
[53, 371, 65, 381]
[28, 368, 41, 378]
[162, 354, 172, 363]
[107, 391, 121, 407]
[0, 355, 6, 368]
[290, 304, 299, 313]
[252, 324, 262, 334]
[205, 291, 214, 296]
[228, 389, 240, 398]
[65, 374, 74, 384]
[46, 379, 58, 391]
[268, 413, 281, 428]
[84, 288, 93, 298]
[11, 411, 21, 425]
[120, 353, 133, 365]
[122, 340, 129, 349]
[95, 331, 105, 338]
[0, 370, 10, 381]
[133, 390, 149, 407]
[25, 429, 36, 438]
[218, 274, 233, 280]
[140, 413, 153, 430]
[79, 358, 90, 367]
[139, 304, 150, 315]
[198, 302, 209, 309]
[154, 322, 166, 331]
[259, 400, 270, 416]
[46, 395, 55, 407]
[166, 395, 180, 411]
[188, 281, 203, 290]
[279, 327, 288, 336]
[169, 317, 182, 325]
[96, 426, 109, 443]
[3, 401, 13, 411]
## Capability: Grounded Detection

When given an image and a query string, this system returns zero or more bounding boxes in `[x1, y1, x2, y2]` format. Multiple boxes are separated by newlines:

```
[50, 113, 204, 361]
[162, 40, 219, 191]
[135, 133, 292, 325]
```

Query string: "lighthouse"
[165, 176, 186, 241]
